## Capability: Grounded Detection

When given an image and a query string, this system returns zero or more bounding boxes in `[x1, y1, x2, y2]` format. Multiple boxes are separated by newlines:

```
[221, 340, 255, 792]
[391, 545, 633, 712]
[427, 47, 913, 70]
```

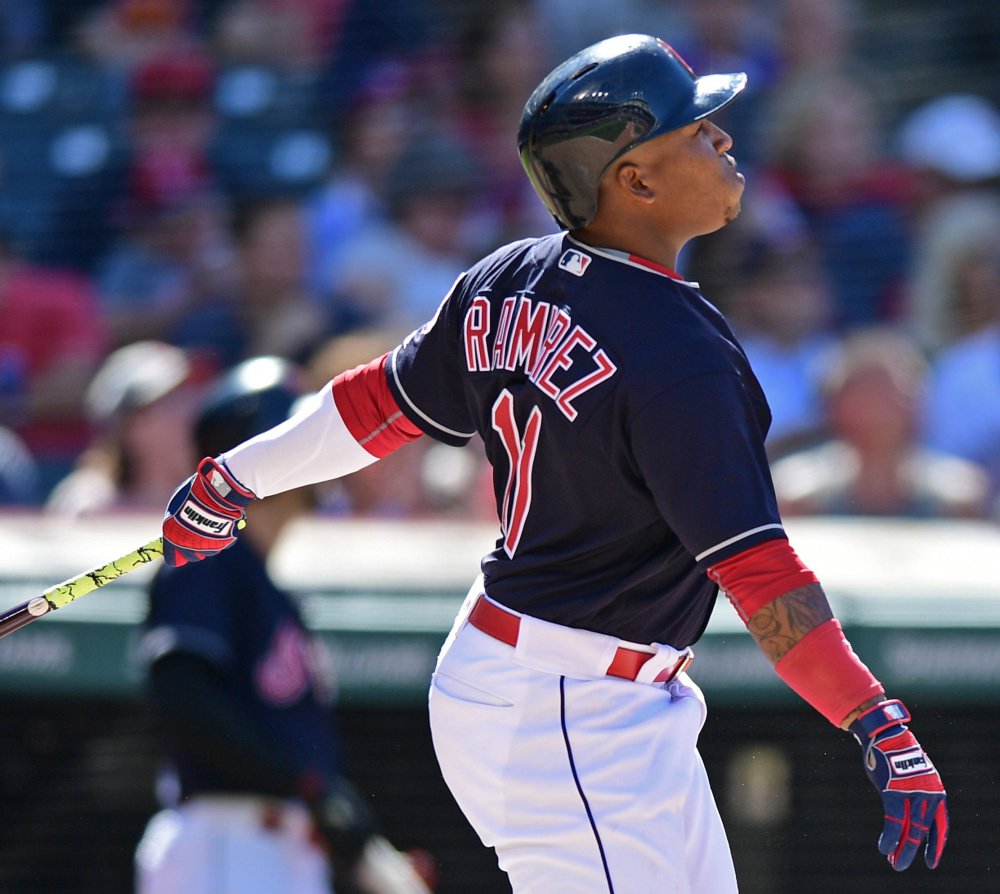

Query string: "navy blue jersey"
[387, 233, 785, 647]
[142, 538, 341, 797]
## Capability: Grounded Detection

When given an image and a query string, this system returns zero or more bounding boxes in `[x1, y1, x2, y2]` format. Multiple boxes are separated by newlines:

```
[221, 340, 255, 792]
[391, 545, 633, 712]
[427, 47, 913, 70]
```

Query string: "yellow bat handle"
[40, 537, 164, 612]
[1, 520, 247, 640]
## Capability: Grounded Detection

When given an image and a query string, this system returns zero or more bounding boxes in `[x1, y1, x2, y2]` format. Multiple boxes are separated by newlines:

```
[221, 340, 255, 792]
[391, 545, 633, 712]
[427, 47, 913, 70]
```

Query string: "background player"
[159, 35, 948, 892]
[135, 356, 383, 894]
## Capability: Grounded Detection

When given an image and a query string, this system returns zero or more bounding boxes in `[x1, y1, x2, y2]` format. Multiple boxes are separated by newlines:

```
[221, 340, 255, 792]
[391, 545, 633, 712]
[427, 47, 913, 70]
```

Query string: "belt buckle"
[676, 647, 694, 677]
[654, 647, 694, 684]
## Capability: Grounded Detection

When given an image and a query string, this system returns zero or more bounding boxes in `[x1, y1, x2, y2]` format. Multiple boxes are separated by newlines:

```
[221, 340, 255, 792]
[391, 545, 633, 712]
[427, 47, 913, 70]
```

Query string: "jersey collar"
[565, 235, 700, 287]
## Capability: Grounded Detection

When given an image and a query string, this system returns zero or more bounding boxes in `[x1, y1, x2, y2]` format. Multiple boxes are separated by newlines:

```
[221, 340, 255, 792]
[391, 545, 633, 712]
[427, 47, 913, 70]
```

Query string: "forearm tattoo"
[746, 583, 834, 664]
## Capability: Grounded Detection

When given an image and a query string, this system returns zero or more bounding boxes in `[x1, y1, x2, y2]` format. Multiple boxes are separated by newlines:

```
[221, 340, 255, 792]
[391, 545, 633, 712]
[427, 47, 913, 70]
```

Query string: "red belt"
[468, 595, 693, 683]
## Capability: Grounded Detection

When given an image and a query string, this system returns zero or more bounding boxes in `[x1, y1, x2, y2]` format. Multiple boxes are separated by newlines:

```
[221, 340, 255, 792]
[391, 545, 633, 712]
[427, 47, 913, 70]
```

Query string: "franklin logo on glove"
[180, 503, 232, 535]
[890, 751, 930, 774]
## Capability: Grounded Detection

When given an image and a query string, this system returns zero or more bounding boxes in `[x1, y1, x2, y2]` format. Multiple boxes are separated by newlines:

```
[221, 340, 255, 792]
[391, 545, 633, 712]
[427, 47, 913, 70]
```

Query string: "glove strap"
[849, 698, 911, 742]
[198, 456, 256, 506]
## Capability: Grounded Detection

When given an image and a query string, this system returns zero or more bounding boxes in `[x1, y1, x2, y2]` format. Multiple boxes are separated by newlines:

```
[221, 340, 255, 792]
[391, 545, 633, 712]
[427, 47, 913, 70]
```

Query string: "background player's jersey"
[142, 539, 341, 799]
[387, 233, 785, 647]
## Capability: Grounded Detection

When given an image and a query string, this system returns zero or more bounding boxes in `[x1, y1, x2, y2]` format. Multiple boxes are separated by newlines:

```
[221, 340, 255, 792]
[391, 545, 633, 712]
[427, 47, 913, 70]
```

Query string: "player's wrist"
[198, 456, 256, 507]
[848, 698, 910, 741]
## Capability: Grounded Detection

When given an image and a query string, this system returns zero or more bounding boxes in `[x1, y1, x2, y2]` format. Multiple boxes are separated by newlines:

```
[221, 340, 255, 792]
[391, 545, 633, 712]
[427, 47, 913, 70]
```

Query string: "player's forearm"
[744, 584, 885, 729]
[223, 384, 379, 498]
[222, 355, 422, 499]
[744, 583, 833, 663]
[708, 541, 885, 728]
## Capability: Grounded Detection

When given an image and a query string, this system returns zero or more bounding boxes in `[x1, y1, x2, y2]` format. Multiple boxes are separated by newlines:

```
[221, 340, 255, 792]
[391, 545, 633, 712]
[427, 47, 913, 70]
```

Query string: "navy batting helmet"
[517, 34, 747, 230]
[194, 356, 305, 458]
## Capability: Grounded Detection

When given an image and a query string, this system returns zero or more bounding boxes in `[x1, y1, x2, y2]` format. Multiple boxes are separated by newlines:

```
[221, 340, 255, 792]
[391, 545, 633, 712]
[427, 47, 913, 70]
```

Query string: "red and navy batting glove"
[849, 699, 948, 871]
[162, 457, 255, 567]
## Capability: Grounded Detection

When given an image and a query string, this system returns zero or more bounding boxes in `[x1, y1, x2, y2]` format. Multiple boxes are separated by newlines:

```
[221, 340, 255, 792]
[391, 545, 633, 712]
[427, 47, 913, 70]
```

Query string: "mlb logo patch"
[558, 249, 592, 277]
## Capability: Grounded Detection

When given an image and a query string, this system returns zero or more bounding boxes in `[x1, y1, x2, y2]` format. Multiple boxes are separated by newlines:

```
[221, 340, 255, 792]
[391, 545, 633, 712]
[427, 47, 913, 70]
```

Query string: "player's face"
[628, 118, 745, 237]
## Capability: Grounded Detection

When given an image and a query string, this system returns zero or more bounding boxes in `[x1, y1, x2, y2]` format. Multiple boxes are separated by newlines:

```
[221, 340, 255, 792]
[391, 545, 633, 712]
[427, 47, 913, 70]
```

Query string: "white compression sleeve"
[221, 385, 379, 498]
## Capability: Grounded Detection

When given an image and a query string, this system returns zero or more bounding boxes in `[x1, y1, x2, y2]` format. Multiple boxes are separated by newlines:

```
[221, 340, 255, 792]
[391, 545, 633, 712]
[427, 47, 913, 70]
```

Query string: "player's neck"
[571, 224, 682, 272]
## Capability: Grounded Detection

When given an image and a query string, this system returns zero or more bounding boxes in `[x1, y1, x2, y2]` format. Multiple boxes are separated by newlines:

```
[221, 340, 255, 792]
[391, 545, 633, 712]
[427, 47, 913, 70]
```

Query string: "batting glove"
[309, 776, 379, 868]
[849, 699, 948, 871]
[162, 457, 255, 567]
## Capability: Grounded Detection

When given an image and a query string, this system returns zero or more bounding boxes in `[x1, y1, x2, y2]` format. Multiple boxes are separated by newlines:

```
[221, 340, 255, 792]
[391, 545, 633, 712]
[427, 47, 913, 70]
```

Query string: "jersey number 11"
[491, 389, 541, 558]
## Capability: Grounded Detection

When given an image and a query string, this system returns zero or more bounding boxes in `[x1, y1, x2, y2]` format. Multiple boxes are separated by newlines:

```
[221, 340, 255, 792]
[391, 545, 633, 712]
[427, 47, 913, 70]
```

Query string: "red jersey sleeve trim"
[708, 538, 820, 624]
[331, 353, 423, 458]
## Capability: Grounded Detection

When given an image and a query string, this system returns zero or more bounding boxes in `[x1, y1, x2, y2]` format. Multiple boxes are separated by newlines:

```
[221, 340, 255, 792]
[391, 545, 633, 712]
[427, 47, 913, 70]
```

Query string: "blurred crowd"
[0, 0, 999, 524]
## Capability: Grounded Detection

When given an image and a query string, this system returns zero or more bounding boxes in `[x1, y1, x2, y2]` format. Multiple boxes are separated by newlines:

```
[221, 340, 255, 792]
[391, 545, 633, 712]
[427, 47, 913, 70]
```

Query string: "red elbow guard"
[774, 618, 885, 726]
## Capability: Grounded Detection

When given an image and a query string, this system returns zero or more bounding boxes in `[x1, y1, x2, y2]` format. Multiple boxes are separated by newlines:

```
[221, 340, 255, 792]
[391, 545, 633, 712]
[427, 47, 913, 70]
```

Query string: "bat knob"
[27, 597, 50, 617]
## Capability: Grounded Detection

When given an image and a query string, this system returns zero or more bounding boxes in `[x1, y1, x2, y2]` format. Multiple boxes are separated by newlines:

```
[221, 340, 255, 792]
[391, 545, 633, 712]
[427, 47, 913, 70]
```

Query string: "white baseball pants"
[428, 586, 739, 893]
[135, 796, 331, 894]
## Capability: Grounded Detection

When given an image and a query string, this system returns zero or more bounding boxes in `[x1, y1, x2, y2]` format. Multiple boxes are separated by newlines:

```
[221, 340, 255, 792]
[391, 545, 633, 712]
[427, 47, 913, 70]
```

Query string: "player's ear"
[612, 161, 656, 204]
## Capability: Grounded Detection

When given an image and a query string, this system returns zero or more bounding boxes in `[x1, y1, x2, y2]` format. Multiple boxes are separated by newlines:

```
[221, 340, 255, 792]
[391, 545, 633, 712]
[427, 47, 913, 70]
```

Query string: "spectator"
[92, 47, 242, 355]
[46, 340, 206, 517]
[304, 62, 416, 324]
[122, 49, 221, 225]
[907, 193, 1000, 354]
[775, 0, 858, 76]
[134, 355, 383, 894]
[211, 0, 346, 71]
[896, 93, 1000, 223]
[747, 0, 861, 163]
[0, 0, 49, 57]
[319, 0, 447, 130]
[323, 130, 482, 332]
[0, 229, 108, 497]
[758, 68, 913, 329]
[229, 196, 330, 363]
[685, 179, 838, 457]
[451, 0, 556, 246]
[0, 425, 39, 505]
[532, 0, 689, 64]
[96, 176, 240, 354]
[735, 242, 837, 457]
[771, 327, 991, 519]
[74, 0, 202, 74]
[917, 195, 1000, 497]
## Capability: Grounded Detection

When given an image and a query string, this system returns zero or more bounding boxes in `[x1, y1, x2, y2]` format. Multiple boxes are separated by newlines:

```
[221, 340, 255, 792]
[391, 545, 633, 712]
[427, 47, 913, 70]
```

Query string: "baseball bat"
[0, 537, 164, 640]
[354, 835, 435, 894]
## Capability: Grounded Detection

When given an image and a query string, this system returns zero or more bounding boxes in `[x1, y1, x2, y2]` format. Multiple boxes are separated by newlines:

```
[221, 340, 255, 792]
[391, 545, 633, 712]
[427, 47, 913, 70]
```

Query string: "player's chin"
[720, 177, 745, 224]
[722, 197, 743, 225]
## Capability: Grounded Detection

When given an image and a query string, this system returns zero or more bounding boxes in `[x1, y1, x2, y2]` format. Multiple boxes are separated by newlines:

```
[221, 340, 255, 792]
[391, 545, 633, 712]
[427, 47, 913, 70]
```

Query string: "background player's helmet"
[194, 356, 305, 457]
[518, 34, 747, 230]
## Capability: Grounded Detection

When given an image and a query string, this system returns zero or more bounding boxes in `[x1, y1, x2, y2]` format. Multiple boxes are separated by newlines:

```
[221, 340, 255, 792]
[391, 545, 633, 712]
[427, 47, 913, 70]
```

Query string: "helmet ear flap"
[517, 34, 746, 230]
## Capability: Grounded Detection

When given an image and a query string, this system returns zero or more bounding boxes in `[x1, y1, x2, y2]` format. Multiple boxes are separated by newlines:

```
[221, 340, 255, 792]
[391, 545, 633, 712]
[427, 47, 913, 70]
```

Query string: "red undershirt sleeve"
[707, 538, 819, 624]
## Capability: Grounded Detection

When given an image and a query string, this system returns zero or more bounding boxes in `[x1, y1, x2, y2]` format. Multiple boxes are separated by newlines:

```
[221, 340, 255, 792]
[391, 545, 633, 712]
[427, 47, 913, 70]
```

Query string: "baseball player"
[135, 357, 381, 894]
[159, 35, 949, 892]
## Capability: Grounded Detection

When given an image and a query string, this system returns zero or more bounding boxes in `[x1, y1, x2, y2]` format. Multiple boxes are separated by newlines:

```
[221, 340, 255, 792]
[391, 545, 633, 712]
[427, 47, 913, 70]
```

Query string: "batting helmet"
[194, 356, 305, 458]
[517, 34, 747, 230]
